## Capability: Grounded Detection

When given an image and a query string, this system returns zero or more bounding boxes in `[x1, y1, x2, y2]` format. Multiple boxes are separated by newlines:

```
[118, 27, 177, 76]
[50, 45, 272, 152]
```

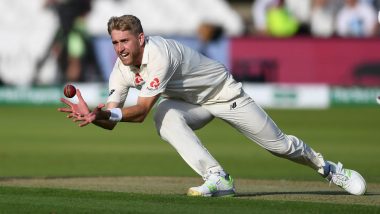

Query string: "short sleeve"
[139, 46, 178, 97]
[107, 61, 130, 104]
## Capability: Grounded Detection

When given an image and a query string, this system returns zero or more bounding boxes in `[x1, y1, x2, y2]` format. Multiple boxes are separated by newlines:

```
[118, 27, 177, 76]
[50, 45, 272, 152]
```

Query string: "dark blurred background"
[0, 0, 379, 108]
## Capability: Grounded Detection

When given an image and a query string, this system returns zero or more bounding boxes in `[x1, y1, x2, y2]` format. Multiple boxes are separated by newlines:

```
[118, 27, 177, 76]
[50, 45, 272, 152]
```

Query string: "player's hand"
[58, 89, 90, 119]
[73, 103, 106, 127]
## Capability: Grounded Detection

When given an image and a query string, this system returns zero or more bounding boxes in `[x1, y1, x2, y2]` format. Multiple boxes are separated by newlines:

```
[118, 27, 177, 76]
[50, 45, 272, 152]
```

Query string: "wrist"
[108, 108, 123, 122]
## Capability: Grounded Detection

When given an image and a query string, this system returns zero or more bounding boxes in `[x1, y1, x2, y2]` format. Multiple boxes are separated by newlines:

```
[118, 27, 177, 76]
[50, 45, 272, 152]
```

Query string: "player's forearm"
[92, 120, 117, 130]
[92, 104, 149, 128]
[83, 107, 117, 130]
[91, 96, 158, 127]
[119, 104, 150, 122]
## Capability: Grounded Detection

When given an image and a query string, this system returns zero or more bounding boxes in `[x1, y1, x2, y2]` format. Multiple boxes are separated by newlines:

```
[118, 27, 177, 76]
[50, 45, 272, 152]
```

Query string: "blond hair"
[107, 15, 144, 35]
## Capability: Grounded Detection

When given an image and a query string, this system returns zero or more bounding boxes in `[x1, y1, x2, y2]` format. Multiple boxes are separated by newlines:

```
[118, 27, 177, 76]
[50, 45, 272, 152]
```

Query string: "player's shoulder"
[147, 35, 186, 59]
[146, 36, 168, 51]
[147, 36, 183, 49]
[147, 35, 167, 43]
[112, 58, 132, 73]
[109, 58, 134, 81]
[145, 36, 173, 59]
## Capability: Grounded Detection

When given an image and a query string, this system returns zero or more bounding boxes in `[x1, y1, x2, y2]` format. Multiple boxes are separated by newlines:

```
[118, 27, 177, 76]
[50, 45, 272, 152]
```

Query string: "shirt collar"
[141, 36, 149, 66]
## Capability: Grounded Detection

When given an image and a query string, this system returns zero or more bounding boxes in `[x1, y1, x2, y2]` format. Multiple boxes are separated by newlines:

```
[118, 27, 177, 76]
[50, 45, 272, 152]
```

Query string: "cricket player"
[59, 15, 366, 196]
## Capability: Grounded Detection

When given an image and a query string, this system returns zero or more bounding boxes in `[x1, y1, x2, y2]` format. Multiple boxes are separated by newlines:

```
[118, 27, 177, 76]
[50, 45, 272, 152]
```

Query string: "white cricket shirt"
[107, 36, 242, 105]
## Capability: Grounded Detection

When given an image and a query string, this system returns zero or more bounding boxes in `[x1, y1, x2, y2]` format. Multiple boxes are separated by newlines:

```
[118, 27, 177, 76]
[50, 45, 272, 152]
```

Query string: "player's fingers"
[60, 98, 73, 107]
[74, 112, 86, 118]
[79, 120, 90, 127]
[72, 113, 83, 120]
[73, 116, 85, 122]
[76, 89, 84, 101]
[67, 112, 76, 118]
[98, 103, 105, 108]
[58, 107, 72, 113]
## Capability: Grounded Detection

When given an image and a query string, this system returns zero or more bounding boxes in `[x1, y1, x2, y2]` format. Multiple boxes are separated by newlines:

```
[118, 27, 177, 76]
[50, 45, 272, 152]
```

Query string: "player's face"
[111, 30, 145, 66]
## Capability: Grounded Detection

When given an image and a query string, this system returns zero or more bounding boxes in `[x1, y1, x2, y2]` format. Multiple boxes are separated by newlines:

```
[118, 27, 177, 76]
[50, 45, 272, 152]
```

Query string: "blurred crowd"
[0, 0, 380, 86]
[47, 0, 380, 83]
[44, 0, 101, 83]
[250, 0, 380, 38]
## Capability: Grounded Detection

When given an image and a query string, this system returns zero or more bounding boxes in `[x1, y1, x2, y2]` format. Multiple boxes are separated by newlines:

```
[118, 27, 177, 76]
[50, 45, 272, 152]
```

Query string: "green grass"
[0, 106, 379, 181]
[0, 106, 379, 213]
[0, 186, 378, 214]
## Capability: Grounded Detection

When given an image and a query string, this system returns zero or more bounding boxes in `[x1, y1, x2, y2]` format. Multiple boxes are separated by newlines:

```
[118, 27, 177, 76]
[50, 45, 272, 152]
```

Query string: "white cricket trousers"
[154, 93, 325, 179]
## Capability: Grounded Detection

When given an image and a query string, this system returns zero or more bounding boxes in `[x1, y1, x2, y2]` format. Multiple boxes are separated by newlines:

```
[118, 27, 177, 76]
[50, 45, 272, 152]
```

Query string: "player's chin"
[119, 57, 132, 66]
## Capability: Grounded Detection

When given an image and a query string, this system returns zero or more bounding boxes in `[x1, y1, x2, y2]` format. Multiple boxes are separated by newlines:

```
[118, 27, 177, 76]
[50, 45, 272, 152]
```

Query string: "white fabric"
[336, 2, 377, 37]
[107, 36, 242, 105]
[285, 0, 312, 23]
[310, 7, 335, 37]
[109, 108, 123, 122]
[108, 35, 326, 178]
[154, 92, 325, 177]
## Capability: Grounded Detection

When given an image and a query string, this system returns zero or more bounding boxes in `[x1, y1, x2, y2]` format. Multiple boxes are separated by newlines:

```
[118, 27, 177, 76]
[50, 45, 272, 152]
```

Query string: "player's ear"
[138, 33, 145, 46]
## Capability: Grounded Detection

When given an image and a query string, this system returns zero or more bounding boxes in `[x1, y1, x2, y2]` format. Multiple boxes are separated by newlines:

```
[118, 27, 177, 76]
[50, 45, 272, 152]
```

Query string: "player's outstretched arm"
[73, 94, 161, 127]
[58, 89, 118, 130]
[58, 89, 90, 119]
[91, 102, 119, 130]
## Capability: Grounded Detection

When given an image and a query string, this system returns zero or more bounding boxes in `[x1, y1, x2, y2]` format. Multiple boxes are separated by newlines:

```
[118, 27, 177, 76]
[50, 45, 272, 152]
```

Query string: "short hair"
[107, 15, 144, 36]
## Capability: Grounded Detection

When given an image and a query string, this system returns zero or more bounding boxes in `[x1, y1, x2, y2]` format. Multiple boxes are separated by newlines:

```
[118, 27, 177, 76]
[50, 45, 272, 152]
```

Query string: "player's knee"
[268, 135, 302, 158]
[268, 145, 291, 157]
[267, 136, 293, 156]
[154, 108, 185, 137]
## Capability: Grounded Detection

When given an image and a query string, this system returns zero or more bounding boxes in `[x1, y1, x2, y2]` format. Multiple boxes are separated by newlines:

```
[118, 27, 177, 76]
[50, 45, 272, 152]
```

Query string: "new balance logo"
[108, 89, 115, 96]
[230, 102, 237, 110]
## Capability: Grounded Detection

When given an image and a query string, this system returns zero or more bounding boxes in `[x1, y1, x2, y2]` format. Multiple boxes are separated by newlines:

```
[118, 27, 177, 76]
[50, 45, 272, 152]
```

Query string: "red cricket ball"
[63, 84, 76, 98]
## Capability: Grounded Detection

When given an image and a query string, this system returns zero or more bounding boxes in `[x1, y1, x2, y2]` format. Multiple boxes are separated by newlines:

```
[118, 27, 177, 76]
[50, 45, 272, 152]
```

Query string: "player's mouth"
[119, 52, 130, 63]
[120, 52, 129, 59]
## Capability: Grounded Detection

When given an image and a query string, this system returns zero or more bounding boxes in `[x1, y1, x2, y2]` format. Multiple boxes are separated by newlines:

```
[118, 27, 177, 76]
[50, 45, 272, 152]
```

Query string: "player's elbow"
[108, 122, 118, 130]
[104, 125, 116, 130]
[134, 114, 147, 123]
[135, 105, 153, 122]
[93, 120, 118, 130]
[134, 109, 150, 123]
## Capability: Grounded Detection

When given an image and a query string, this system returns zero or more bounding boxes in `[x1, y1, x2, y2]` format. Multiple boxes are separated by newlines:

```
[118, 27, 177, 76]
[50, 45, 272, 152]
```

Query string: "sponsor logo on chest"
[134, 73, 145, 90]
[134, 73, 160, 91]
[148, 78, 160, 90]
